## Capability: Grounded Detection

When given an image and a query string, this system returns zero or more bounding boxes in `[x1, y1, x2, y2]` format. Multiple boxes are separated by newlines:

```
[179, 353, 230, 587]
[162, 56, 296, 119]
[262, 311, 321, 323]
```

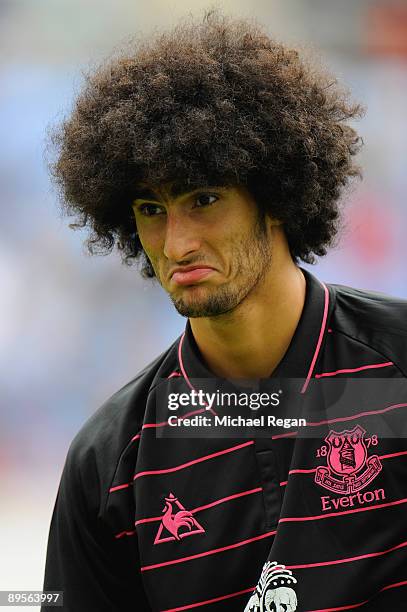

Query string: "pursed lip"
[169, 264, 216, 280]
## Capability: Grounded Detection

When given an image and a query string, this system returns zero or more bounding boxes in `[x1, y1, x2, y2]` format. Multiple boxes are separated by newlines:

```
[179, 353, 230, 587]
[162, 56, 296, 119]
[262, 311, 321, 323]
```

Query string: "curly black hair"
[50, 11, 364, 277]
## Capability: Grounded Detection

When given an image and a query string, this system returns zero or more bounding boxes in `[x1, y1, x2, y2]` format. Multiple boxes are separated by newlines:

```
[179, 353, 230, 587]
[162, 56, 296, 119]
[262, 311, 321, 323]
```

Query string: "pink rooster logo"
[154, 493, 205, 544]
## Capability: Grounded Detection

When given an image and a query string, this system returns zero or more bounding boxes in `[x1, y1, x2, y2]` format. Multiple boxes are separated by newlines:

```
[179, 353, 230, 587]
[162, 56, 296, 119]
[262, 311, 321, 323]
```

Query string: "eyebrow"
[132, 183, 227, 202]
[132, 188, 161, 202]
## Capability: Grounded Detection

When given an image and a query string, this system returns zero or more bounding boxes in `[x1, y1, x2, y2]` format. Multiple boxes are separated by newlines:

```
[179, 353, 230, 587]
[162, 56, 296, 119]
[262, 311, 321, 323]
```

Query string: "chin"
[170, 287, 210, 314]
[171, 286, 240, 319]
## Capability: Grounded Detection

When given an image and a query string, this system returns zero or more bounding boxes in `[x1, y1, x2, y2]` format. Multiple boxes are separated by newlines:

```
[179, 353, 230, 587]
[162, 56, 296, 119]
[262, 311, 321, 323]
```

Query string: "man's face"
[132, 184, 275, 318]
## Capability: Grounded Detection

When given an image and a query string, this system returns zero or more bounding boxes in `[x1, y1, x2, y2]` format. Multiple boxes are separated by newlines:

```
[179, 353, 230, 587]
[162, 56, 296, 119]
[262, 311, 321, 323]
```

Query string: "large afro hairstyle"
[49, 11, 364, 277]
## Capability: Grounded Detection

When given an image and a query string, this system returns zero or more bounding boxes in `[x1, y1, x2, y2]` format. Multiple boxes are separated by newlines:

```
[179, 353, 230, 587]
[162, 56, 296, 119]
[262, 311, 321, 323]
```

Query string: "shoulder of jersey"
[329, 282, 407, 376]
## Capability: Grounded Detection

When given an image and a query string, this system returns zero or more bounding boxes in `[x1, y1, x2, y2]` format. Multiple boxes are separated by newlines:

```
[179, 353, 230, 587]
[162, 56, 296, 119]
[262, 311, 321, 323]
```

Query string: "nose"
[163, 210, 201, 262]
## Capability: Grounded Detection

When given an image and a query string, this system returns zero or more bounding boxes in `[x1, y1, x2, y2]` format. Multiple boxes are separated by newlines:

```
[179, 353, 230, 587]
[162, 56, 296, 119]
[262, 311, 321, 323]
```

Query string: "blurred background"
[0, 0, 406, 607]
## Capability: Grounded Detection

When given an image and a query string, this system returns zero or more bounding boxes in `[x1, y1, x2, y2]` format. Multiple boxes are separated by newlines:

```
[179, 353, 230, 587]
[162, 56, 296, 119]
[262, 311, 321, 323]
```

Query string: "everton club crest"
[315, 425, 382, 494]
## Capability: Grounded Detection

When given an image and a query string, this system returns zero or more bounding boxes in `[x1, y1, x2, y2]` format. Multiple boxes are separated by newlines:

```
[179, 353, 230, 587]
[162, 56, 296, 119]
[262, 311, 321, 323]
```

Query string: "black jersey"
[42, 269, 407, 611]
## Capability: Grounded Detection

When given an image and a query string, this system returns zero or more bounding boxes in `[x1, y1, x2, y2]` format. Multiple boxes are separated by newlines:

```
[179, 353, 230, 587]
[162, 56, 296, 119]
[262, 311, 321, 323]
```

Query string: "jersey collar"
[177, 268, 334, 392]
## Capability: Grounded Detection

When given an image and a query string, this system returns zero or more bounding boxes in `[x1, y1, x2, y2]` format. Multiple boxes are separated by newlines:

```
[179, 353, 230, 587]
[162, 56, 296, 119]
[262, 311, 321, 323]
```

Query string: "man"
[43, 13, 407, 611]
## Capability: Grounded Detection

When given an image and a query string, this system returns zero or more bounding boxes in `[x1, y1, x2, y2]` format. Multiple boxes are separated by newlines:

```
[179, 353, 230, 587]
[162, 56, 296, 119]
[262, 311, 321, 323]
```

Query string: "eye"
[195, 193, 218, 207]
[137, 204, 165, 217]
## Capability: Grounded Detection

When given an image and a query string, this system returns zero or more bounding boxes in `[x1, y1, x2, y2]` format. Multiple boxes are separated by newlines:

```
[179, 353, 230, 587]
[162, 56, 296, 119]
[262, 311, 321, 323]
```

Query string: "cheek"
[137, 227, 163, 261]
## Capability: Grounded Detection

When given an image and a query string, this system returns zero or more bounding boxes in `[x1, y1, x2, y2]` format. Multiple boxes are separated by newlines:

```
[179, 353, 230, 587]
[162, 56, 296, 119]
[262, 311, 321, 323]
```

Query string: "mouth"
[170, 266, 216, 286]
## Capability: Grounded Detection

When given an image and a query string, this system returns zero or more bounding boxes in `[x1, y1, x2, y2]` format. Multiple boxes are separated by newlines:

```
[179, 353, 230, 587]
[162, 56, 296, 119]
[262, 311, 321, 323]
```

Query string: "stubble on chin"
[169, 285, 243, 318]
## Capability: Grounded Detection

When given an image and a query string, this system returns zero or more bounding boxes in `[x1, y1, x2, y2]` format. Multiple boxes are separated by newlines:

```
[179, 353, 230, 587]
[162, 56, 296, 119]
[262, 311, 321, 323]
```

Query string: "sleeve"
[41, 445, 151, 612]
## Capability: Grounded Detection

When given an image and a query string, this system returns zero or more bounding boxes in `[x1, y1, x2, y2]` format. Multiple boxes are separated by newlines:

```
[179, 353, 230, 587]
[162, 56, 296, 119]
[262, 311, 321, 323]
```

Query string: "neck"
[189, 257, 306, 380]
